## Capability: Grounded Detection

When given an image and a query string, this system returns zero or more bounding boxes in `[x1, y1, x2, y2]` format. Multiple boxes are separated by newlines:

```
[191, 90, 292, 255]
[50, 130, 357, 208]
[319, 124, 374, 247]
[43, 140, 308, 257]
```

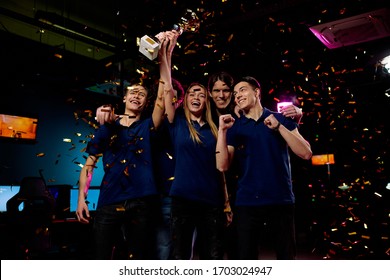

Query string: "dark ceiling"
[1, 0, 390, 86]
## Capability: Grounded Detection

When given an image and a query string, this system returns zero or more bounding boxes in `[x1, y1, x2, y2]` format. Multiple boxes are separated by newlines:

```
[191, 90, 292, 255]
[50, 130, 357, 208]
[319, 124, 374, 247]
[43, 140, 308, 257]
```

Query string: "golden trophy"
[139, 9, 200, 60]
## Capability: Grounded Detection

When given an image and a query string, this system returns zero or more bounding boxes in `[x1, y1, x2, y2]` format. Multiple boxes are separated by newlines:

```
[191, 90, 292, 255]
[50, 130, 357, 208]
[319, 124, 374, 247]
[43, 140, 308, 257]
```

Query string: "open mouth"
[237, 98, 246, 105]
[191, 101, 201, 107]
[130, 100, 141, 105]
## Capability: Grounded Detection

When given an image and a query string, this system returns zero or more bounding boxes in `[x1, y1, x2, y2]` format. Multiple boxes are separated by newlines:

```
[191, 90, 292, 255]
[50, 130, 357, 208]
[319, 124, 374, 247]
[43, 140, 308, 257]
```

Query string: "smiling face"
[210, 79, 233, 110]
[184, 84, 207, 118]
[233, 81, 259, 112]
[123, 85, 148, 114]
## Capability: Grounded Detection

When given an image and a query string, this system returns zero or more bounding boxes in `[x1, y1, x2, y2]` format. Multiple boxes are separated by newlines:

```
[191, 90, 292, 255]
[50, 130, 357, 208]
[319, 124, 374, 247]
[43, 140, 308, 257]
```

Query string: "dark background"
[0, 0, 389, 259]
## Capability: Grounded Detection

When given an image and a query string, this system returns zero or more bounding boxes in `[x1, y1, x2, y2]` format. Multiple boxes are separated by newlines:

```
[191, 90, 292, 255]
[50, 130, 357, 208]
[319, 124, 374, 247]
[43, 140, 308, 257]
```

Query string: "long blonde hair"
[183, 82, 218, 144]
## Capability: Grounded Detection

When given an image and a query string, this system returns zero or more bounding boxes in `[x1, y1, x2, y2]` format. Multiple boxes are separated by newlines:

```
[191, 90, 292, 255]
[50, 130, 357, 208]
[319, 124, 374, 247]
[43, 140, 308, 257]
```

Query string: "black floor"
[1, 214, 388, 260]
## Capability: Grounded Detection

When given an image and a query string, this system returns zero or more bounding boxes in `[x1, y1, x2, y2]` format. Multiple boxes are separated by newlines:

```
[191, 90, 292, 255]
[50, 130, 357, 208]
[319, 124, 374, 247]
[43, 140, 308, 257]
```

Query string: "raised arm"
[216, 114, 235, 172]
[151, 31, 179, 127]
[159, 30, 178, 123]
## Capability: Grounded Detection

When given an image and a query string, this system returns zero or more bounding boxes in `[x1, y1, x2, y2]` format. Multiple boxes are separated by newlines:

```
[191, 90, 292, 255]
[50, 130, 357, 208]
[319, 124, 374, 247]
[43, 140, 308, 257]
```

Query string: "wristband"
[274, 122, 281, 131]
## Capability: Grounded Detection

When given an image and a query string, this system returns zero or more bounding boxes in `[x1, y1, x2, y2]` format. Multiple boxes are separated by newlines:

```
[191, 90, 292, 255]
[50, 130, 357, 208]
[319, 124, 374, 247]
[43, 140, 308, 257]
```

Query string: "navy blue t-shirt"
[86, 117, 158, 207]
[227, 108, 298, 206]
[167, 115, 224, 206]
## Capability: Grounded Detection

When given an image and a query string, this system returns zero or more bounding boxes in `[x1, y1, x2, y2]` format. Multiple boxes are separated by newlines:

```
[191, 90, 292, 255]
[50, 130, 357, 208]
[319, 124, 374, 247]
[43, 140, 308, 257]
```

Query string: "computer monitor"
[0, 185, 20, 212]
[0, 113, 38, 142]
[69, 187, 100, 212]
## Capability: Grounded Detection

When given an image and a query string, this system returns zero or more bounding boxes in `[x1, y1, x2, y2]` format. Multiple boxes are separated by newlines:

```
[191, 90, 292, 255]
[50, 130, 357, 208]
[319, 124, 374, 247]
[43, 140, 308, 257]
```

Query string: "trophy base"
[139, 35, 160, 60]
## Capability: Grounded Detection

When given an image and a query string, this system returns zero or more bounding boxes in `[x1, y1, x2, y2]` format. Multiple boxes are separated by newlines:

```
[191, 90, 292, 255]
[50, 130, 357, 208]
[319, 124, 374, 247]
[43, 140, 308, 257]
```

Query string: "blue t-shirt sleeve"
[86, 124, 116, 156]
[166, 111, 186, 141]
[165, 116, 176, 141]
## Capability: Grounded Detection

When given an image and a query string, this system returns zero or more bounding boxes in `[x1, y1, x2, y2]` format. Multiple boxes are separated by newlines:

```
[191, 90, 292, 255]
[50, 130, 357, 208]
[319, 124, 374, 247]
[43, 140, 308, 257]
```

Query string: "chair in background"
[6, 176, 56, 259]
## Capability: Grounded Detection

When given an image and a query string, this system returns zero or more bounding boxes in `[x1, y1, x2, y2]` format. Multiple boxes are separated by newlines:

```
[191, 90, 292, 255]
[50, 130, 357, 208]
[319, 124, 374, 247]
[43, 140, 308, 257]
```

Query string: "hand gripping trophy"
[139, 9, 200, 60]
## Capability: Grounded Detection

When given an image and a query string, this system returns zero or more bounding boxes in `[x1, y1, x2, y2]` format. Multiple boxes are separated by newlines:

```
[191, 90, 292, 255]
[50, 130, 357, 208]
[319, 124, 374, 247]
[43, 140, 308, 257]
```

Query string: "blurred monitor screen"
[0, 113, 38, 141]
[0, 186, 20, 212]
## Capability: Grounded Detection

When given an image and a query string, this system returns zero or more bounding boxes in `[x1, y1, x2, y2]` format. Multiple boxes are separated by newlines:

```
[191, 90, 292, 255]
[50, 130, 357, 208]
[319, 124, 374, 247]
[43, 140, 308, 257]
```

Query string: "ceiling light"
[309, 8, 390, 49]
[380, 54, 390, 72]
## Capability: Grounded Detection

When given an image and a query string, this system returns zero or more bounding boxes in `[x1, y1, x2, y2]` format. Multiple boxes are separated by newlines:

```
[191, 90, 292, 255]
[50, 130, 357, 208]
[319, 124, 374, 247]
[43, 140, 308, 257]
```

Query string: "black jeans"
[171, 197, 225, 260]
[236, 204, 296, 260]
[93, 196, 158, 259]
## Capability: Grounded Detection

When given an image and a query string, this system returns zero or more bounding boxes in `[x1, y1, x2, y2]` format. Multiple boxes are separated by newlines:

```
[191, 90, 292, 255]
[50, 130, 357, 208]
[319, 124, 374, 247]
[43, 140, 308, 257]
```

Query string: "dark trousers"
[155, 196, 173, 260]
[222, 217, 238, 259]
[93, 196, 158, 260]
[236, 204, 296, 260]
[171, 197, 225, 260]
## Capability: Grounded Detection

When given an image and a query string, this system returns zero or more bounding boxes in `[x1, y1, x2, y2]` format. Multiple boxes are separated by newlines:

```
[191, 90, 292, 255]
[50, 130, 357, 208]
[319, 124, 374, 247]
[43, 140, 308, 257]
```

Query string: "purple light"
[277, 101, 293, 112]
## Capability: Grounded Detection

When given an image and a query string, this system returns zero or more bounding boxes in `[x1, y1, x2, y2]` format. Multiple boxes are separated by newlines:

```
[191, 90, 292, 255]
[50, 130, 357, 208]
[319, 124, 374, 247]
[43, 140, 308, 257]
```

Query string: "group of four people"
[76, 30, 312, 260]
